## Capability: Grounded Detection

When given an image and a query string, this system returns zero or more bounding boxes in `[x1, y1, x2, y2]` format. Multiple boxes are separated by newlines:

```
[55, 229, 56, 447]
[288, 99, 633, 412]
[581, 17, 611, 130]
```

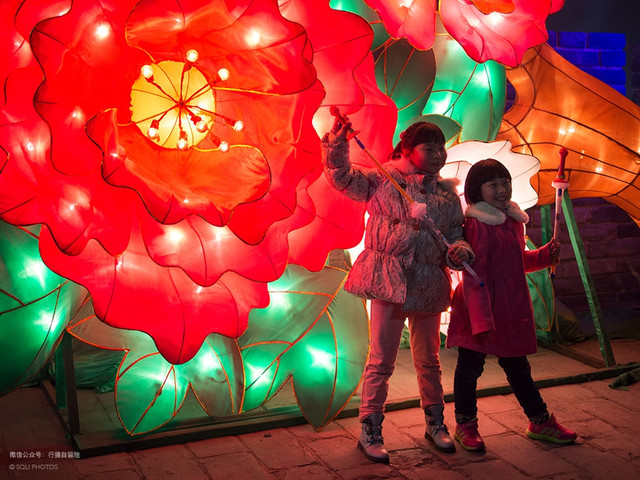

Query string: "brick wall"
[526, 199, 640, 314]
[549, 31, 627, 94]
[522, 32, 640, 314]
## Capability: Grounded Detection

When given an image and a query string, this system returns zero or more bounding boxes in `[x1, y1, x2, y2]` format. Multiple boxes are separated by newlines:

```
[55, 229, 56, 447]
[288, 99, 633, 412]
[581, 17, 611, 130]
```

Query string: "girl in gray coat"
[322, 119, 474, 463]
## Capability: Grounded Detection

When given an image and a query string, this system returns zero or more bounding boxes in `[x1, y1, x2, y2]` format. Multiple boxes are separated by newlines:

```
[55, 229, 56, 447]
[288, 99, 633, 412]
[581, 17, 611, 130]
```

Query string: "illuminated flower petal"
[364, 0, 437, 51]
[366, 0, 563, 67]
[282, 0, 398, 270]
[39, 217, 270, 364]
[470, 0, 515, 15]
[0, 38, 134, 258]
[440, 0, 558, 67]
[89, 111, 271, 225]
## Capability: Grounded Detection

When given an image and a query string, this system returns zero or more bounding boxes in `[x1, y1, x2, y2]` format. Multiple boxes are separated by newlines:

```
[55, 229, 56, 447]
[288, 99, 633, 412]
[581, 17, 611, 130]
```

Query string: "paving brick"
[201, 451, 272, 479]
[454, 457, 531, 480]
[303, 435, 364, 471]
[475, 392, 521, 414]
[239, 429, 316, 469]
[485, 407, 528, 436]
[581, 379, 640, 411]
[576, 396, 640, 433]
[335, 461, 397, 479]
[82, 469, 145, 480]
[553, 442, 640, 478]
[187, 435, 248, 458]
[73, 451, 137, 476]
[132, 445, 210, 478]
[7, 459, 80, 480]
[281, 464, 338, 480]
[390, 448, 467, 480]
[474, 407, 516, 437]
[3, 344, 640, 480]
[490, 433, 576, 477]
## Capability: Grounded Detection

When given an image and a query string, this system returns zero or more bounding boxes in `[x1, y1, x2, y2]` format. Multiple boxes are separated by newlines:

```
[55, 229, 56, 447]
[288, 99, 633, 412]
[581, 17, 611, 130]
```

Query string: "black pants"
[454, 347, 547, 421]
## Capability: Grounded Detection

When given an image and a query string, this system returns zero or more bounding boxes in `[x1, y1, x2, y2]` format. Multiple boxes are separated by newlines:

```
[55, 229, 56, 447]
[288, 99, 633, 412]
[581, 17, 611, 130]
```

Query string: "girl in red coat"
[447, 159, 577, 451]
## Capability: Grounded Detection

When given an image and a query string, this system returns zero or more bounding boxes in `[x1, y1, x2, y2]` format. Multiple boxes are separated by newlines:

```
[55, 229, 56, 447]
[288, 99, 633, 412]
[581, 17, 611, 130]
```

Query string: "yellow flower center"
[130, 51, 240, 151]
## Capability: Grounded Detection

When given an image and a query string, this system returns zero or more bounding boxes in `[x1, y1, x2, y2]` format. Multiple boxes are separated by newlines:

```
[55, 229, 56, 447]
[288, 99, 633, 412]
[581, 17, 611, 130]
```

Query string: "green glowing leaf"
[424, 24, 506, 143]
[240, 251, 369, 430]
[373, 39, 436, 143]
[69, 312, 244, 434]
[0, 221, 87, 396]
[181, 334, 244, 418]
[115, 353, 187, 435]
[329, 0, 388, 50]
[525, 238, 556, 343]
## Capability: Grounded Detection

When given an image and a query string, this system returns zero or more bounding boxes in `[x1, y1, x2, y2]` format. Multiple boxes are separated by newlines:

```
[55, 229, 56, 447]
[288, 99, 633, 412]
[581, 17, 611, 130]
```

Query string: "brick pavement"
[2, 376, 640, 479]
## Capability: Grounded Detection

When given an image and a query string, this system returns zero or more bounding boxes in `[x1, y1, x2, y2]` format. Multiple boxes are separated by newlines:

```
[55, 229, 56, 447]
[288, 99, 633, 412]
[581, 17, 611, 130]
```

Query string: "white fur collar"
[465, 201, 529, 226]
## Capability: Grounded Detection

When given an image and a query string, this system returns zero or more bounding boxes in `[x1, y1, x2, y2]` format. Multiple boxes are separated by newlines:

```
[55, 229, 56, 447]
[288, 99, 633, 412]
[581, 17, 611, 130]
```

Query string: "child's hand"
[548, 238, 560, 266]
[327, 116, 352, 144]
[448, 244, 471, 265]
[410, 202, 427, 219]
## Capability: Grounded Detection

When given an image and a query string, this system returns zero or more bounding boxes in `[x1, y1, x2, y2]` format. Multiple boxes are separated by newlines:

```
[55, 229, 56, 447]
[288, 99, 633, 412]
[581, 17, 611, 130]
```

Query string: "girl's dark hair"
[389, 122, 446, 159]
[464, 158, 512, 205]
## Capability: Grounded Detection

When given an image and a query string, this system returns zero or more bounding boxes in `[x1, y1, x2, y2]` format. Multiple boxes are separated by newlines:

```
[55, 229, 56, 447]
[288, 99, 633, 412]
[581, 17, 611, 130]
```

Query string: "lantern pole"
[550, 147, 569, 277]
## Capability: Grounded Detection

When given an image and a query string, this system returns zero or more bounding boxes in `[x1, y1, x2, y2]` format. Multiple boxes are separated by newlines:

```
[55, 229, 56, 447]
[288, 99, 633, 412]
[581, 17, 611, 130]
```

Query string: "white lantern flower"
[442, 140, 540, 210]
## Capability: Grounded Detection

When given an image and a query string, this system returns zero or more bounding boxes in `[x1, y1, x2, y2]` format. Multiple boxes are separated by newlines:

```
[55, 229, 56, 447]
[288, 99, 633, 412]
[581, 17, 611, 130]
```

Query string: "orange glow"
[470, 0, 515, 14]
[498, 44, 640, 226]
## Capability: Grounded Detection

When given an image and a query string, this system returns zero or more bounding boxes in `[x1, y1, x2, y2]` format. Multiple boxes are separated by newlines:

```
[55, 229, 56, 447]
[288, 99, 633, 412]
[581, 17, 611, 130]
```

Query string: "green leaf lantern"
[68, 251, 367, 434]
[0, 221, 87, 396]
[424, 16, 507, 143]
[240, 252, 368, 430]
[68, 314, 244, 435]
[525, 238, 556, 343]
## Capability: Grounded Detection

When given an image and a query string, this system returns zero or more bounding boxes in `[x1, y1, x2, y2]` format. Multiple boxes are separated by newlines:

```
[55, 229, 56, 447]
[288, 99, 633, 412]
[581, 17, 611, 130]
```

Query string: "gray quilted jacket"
[322, 135, 472, 313]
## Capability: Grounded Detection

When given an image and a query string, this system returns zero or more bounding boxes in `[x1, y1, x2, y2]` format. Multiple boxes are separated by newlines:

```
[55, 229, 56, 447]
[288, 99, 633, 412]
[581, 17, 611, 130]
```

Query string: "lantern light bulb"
[177, 131, 189, 150]
[186, 49, 199, 63]
[233, 120, 244, 132]
[218, 68, 230, 81]
[219, 141, 230, 152]
[147, 119, 160, 140]
[141, 65, 154, 79]
[196, 120, 208, 133]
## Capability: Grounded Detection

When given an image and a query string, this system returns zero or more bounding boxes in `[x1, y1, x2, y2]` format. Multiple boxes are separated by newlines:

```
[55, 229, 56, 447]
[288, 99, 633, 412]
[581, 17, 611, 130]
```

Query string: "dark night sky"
[547, 0, 640, 95]
[547, 0, 640, 44]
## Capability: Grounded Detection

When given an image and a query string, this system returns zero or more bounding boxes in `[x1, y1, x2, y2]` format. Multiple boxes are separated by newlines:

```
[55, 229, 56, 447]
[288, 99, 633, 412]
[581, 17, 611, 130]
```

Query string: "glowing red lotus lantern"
[365, 0, 565, 67]
[0, 0, 396, 364]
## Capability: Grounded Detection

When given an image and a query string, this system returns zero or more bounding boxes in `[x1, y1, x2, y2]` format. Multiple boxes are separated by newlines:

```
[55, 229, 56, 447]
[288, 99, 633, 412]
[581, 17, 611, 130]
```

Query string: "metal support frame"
[52, 331, 80, 437]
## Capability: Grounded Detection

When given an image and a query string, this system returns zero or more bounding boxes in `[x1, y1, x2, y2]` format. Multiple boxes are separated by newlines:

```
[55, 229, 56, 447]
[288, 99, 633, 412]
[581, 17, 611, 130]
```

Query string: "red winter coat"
[446, 201, 552, 357]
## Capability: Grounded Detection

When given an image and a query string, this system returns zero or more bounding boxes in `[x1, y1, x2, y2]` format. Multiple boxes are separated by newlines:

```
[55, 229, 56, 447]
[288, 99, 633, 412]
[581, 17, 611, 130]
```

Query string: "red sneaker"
[526, 414, 577, 444]
[454, 419, 486, 451]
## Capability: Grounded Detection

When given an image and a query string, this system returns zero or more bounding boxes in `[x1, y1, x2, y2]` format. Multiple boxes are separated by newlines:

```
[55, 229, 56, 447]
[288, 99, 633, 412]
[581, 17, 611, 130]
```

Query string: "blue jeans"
[454, 347, 547, 421]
